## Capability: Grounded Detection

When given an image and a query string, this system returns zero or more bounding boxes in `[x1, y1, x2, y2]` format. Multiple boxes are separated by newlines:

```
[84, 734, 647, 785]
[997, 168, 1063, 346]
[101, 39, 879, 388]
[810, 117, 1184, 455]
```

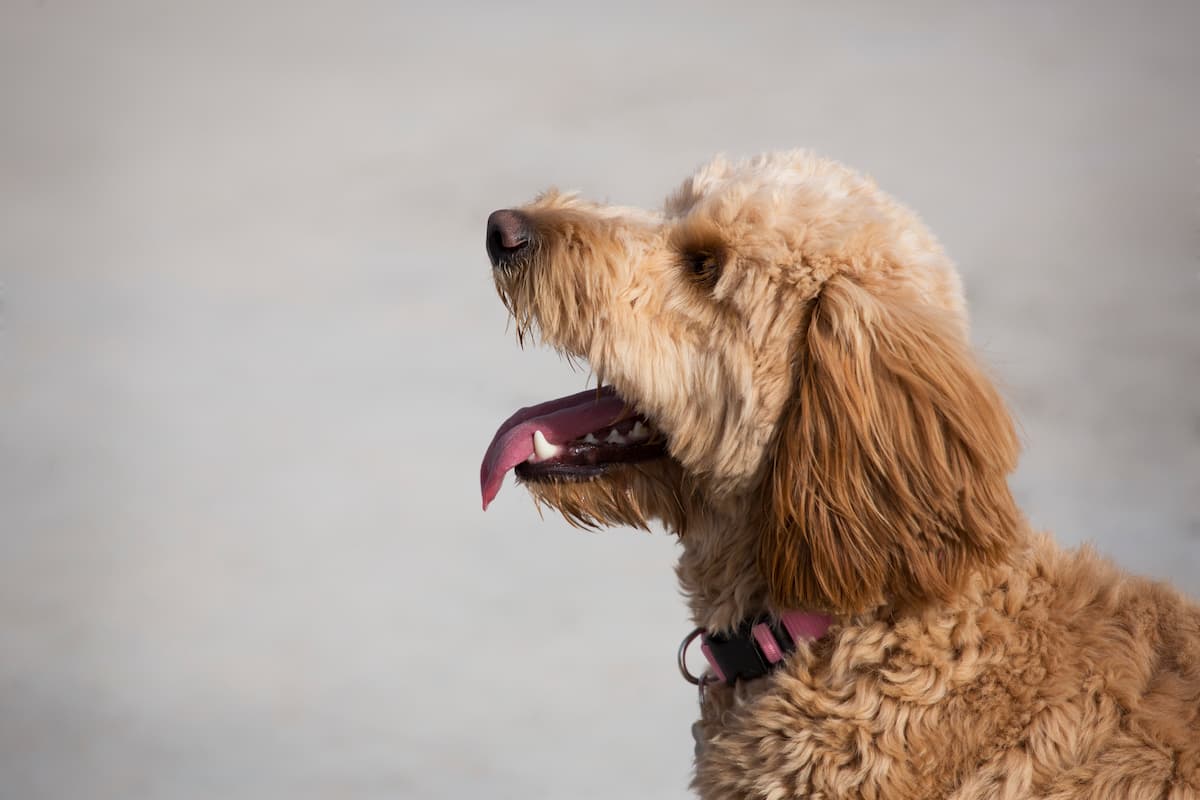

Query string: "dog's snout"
[486, 209, 532, 269]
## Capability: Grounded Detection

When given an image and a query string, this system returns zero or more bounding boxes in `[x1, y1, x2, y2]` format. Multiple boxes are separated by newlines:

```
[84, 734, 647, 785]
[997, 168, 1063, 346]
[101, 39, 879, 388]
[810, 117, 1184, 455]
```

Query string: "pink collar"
[679, 611, 832, 687]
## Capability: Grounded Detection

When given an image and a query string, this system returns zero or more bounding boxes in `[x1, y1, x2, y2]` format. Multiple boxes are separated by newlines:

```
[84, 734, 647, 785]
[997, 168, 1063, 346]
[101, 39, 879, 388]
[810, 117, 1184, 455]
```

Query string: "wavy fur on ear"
[760, 276, 1022, 613]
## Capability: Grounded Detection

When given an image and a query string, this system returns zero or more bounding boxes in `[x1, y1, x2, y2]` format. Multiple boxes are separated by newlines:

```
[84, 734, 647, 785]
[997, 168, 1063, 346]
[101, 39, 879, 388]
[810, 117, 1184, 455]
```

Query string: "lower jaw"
[514, 452, 668, 483]
[515, 455, 692, 534]
[514, 462, 615, 482]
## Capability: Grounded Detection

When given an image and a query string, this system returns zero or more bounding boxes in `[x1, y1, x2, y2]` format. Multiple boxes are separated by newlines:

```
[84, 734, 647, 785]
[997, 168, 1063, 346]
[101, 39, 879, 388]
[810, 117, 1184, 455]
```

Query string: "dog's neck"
[676, 501, 778, 632]
[676, 499, 1033, 634]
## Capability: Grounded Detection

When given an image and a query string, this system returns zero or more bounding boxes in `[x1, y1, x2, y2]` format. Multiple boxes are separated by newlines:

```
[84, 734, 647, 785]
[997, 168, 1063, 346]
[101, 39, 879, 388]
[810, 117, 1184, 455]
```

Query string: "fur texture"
[490, 151, 1200, 799]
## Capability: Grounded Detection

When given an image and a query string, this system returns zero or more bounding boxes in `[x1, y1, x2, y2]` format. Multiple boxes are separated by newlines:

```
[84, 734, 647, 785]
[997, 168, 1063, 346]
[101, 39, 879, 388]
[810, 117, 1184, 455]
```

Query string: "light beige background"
[2, 2, 1198, 798]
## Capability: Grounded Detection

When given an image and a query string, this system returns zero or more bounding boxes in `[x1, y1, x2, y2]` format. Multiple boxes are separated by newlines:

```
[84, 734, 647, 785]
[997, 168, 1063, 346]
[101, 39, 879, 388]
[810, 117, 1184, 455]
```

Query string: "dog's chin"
[518, 458, 692, 534]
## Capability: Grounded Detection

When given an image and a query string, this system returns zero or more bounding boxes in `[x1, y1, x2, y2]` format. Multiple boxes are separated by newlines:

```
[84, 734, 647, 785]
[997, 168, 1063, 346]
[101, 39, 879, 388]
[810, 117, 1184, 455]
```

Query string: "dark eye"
[683, 249, 725, 291]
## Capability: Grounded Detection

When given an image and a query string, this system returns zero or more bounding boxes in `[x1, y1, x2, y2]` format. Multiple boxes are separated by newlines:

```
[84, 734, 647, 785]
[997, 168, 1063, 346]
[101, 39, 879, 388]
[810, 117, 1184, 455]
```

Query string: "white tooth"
[630, 421, 648, 441]
[532, 430, 561, 461]
[606, 429, 627, 444]
[583, 433, 599, 444]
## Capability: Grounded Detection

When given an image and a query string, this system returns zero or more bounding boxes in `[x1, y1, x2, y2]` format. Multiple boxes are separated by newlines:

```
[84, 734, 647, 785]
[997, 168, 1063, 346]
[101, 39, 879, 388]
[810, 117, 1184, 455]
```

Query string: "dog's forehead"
[656, 151, 968, 324]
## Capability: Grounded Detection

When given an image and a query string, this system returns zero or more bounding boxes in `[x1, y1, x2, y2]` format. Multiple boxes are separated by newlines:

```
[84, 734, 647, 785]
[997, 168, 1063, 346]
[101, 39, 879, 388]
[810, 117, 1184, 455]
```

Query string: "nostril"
[486, 209, 532, 267]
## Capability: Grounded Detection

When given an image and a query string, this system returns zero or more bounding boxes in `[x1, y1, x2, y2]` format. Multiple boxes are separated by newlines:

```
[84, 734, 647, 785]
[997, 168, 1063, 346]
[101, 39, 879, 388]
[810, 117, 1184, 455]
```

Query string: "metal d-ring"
[677, 626, 706, 685]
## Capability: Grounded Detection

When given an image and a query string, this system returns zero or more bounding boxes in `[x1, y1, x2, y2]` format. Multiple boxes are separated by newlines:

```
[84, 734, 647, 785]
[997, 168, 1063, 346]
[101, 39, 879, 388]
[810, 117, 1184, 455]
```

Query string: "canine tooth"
[606, 429, 627, 444]
[532, 430, 560, 461]
[583, 433, 599, 444]
[630, 421, 648, 441]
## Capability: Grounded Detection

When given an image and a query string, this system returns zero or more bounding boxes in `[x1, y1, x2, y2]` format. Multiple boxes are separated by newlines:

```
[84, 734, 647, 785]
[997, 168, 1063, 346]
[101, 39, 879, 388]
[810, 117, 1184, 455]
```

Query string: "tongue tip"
[481, 477, 493, 512]
[480, 466, 503, 511]
[481, 431, 539, 514]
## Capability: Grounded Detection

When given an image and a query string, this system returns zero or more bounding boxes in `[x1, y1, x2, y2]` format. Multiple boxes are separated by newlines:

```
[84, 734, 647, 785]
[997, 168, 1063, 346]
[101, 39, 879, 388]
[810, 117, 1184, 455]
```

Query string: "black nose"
[486, 209, 532, 268]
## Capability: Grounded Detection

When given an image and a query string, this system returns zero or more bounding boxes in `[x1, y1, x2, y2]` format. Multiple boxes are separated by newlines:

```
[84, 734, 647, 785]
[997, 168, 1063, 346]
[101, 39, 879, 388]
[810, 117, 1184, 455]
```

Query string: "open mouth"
[480, 386, 668, 509]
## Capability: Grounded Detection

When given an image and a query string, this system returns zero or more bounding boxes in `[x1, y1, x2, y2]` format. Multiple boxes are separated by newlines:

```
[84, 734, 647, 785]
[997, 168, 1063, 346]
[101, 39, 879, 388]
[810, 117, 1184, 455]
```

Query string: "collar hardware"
[677, 626, 706, 685]
[678, 611, 832, 687]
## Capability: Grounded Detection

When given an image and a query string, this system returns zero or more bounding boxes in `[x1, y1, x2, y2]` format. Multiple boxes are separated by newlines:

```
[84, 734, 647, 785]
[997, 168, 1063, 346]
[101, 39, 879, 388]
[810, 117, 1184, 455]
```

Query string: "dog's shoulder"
[693, 537, 1200, 799]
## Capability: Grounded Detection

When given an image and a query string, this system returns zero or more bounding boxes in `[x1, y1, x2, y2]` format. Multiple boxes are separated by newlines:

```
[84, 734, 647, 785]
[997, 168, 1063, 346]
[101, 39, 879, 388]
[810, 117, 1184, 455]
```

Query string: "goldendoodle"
[480, 151, 1200, 799]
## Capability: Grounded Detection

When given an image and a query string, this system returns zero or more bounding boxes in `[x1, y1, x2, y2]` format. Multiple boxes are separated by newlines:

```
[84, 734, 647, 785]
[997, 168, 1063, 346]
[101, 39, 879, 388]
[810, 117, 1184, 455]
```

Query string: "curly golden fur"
[488, 151, 1200, 799]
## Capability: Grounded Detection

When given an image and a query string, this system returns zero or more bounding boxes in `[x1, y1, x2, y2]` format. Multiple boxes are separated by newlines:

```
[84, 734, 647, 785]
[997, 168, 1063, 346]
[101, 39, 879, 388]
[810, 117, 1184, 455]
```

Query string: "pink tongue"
[480, 386, 627, 510]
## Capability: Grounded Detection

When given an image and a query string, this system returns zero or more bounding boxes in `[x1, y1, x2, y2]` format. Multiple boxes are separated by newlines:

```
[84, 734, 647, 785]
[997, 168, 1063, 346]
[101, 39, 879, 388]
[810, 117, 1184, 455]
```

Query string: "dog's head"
[482, 151, 1021, 613]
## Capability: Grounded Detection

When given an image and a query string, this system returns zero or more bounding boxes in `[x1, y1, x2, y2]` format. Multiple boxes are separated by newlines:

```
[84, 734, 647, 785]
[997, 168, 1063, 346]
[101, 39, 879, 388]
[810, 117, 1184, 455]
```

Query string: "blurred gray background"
[2, 1, 1198, 798]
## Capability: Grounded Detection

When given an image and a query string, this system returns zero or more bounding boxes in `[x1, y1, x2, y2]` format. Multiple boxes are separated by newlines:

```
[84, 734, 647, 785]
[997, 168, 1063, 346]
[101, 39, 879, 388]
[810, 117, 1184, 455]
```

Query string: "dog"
[480, 151, 1200, 799]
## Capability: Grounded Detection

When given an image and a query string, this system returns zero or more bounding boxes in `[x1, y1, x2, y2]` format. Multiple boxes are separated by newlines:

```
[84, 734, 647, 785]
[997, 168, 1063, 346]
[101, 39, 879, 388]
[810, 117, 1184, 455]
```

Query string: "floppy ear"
[759, 276, 1021, 613]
